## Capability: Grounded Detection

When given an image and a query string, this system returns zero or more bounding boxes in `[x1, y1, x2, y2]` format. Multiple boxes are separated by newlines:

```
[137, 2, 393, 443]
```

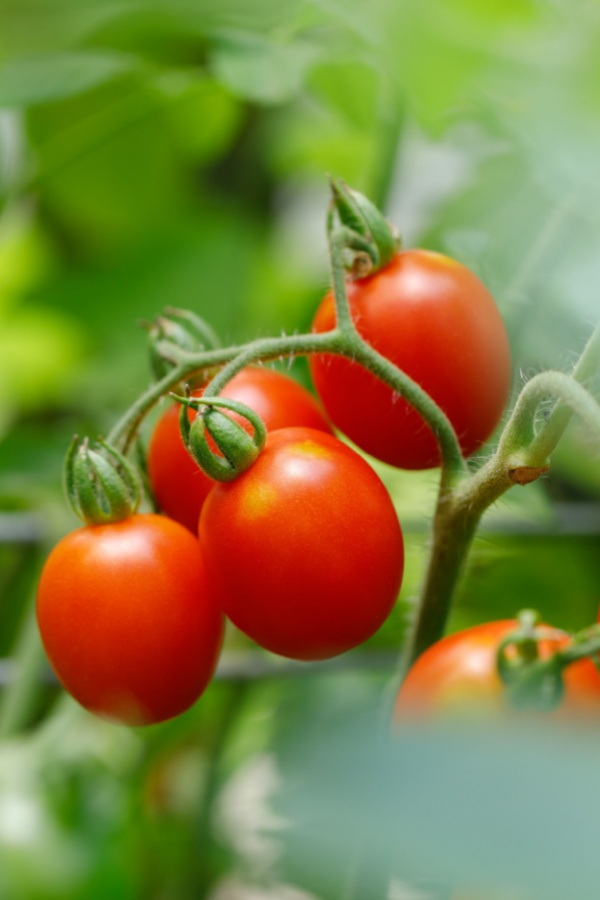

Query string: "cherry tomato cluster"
[36, 245, 526, 727]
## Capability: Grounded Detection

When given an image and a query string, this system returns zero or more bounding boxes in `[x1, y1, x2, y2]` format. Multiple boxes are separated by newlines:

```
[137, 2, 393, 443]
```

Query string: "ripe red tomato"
[394, 620, 600, 720]
[198, 427, 404, 661]
[147, 366, 332, 533]
[310, 250, 512, 469]
[36, 514, 224, 726]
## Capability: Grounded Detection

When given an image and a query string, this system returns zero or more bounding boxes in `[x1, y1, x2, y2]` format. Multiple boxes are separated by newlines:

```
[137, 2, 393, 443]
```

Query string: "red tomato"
[394, 620, 600, 720]
[310, 250, 511, 469]
[199, 427, 404, 661]
[36, 514, 224, 726]
[147, 366, 332, 533]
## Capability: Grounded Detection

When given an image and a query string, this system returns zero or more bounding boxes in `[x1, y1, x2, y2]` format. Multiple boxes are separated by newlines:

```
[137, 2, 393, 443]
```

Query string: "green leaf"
[209, 31, 319, 104]
[0, 0, 303, 60]
[275, 713, 600, 899]
[0, 52, 140, 107]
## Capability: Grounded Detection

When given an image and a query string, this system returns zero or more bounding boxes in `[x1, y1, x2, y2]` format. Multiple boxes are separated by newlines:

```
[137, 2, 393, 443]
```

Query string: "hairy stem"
[402, 323, 600, 671]
[325, 220, 467, 483]
[527, 323, 600, 460]
[108, 333, 339, 451]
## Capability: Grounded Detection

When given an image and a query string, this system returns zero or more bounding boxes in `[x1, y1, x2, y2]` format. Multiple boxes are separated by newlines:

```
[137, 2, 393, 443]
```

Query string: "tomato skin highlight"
[199, 427, 404, 661]
[310, 250, 512, 469]
[147, 366, 332, 533]
[36, 514, 224, 726]
[394, 620, 600, 720]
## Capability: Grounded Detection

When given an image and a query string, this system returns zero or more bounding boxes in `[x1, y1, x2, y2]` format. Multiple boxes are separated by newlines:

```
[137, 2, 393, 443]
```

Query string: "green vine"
[84, 185, 600, 673]
[7, 181, 600, 738]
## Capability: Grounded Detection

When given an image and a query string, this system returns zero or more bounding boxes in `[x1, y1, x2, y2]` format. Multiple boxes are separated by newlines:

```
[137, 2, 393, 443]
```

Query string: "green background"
[0, 1, 599, 897]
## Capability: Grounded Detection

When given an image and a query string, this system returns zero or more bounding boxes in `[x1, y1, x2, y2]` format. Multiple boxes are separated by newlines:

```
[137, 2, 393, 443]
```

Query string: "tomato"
[310, 250, 512, 469]
[147, 366, 332, 533]
[394, 620, 600, 720]
[198, 427, 404, 661]
[36, 514, 224, 726]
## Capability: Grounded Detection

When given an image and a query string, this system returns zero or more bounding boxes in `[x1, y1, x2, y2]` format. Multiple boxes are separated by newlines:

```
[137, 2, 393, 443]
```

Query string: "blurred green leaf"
[159, 73, 243, 164]
[209, 31, 320, 105]
[26, 78, 194, 250]
[275, 714, 600, 899]
[0, 0, 304, 60]
[0, 52, 141, 108]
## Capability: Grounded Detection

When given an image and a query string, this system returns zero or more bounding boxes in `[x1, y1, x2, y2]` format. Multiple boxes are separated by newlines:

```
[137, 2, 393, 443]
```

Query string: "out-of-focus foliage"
[0, 0, 599, 897]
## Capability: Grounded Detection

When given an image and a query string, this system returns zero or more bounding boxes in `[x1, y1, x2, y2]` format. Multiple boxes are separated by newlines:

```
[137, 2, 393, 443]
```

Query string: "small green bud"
[64, 437, 142, 525]
[330, 177, 401, 276]
[173, 395, 266, 483]
[148, 308, 221, 381]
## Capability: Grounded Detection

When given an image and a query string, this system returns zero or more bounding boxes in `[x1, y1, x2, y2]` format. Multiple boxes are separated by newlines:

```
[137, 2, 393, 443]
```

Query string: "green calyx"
[64, 437, 142, 526]
[496, 609, 565, 712]
[173, 395, 266, 483]
[329, 177, 401, 278]
[147, 307, 221, 381]
[497, 612, 600, 712]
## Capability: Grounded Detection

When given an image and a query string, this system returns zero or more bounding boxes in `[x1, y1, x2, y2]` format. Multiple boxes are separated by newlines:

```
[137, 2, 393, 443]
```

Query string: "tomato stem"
[108, 321, 468, 494]
[107, 333, 337, 453]
[556, 623, 600, 667]
[326, 211, 467, 483]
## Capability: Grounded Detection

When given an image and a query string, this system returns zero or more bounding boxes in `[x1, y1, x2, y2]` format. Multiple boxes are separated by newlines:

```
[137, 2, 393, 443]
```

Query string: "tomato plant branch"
[401, 323, 600, 672]
[325, 219, 467, 482]
[497, 371, 600, 463]
[107, 333, 336, 453]
[527, 321, 600, 461]
[109, 318, 467, 493]
[327, 223, 359, 334]
[200, 332, 341, 399]
[403, 498, 479, 668]
[556, 623, 600, 666]
[348, 335, 468, 483]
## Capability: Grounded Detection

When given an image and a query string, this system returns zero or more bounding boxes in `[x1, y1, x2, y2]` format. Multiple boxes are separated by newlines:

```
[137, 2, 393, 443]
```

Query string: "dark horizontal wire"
[4, 504, 600, 545]
[0, 650, 401, 688]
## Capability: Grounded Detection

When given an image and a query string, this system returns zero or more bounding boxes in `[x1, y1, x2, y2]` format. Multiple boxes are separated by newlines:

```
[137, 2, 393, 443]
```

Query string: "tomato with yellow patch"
[199, 427, 404, 660]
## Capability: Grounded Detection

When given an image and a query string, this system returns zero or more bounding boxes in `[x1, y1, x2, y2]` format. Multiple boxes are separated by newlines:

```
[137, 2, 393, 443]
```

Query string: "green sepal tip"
[329, 177, 401, 275]
[496, 610, 565, 713]
[148, 307, 221, 381]
[63, 436, 142, 526]
[173, 394, 266, 483]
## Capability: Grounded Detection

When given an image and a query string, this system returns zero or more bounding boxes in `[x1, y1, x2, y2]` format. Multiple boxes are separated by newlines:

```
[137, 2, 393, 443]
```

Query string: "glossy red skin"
[36, 514, 224, 726]
[199, 427, 404, 661]
[395, 620, 600, 720]
[147, 367, 333, 533]
[310, 250, 512, 469]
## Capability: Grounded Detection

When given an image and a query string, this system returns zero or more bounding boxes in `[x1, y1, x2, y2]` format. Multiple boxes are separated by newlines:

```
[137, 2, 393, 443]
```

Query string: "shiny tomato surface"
[148, 366, 332, 533]
[199, 427, 404, 661]
[37, 514, 224, 726]
[395, 620, 600, 720]
[310, 250, 511, 469]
